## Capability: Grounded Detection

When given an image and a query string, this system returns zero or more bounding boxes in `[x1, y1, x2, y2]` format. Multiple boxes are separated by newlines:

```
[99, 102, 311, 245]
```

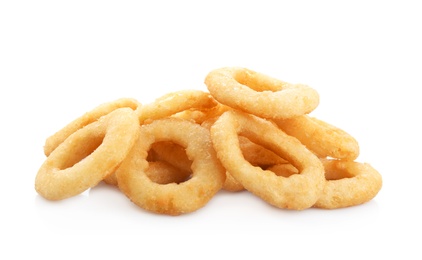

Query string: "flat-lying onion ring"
[115, 118, 226, 216]
[35, 108, 140, 200]
[44, 98, 141, 156]
[204, 67, 319, 119]
[136, 90, 218, 124]
[210, 110, 325, 210]
[273, 115, 360, 160]
[313, 159, 383, 209]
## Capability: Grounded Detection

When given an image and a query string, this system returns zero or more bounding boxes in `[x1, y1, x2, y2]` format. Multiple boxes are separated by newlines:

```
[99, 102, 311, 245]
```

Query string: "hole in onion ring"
[146, 141, 193, 184]
[210, 110, 325, 210]
[59, 135, 104, 170]
[233, 68, 289, 92]
[324, 166, 354, 180]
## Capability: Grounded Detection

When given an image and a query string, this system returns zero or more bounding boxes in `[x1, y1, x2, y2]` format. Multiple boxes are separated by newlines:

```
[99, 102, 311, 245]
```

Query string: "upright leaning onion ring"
[204, 67, 320, 119]
[210, 110, 325, 210]
[202, 116, 287, 192]
[35, 108, 140, 201]
[44, 98, 141, 156]
[115, 117, 226, 216]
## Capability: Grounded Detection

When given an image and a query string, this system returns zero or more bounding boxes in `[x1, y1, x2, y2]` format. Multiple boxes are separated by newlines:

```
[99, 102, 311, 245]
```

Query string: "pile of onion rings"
[35, 66, 382, 215]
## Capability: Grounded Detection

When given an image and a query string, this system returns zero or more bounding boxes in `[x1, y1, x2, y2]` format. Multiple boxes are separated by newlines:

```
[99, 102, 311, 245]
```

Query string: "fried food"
[204, 67, 319, 119]
[136, 90, 218, 124]
[274, 115, 360, 160]
[115, 118, 226, 216]
[35, 108, 139, 200]
[35, 66, 382, 214]
[313, 159, 383, 209]
[44, 98, 140, 156]
[210, 110, 325, 210]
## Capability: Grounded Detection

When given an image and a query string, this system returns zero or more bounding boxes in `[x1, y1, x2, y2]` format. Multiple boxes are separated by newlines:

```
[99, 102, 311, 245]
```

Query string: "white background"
[1, 0, 421, 259]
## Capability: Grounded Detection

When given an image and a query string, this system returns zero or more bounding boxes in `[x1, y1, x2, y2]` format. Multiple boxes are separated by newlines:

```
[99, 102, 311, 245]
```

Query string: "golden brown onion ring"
[35, 108, 140, 200]
[202, 117, 287, 192]
[115, 118, 226, 216]
[210, 110, 325, 210]
[204, 67, 319, 119]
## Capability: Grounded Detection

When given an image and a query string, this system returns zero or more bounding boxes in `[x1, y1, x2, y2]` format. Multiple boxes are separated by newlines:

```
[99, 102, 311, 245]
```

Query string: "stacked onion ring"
[35, 67, 382, 215]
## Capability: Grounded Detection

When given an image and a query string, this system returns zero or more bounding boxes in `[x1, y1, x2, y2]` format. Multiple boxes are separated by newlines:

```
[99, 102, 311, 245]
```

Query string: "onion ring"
[202, 117, 287, 192]
[274, 115, 360, 160]
[313, 159, 383, 209]
[35, 108, 140, 200]
[222, 136, 290, 192]
[210, 110, 325, 210]
[44, 98, 141, 156]
[115, 118, 226, 216]
[150, 132, 244, 192]
[204, 67, 319, 119]
[136, 90, 218, 124]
